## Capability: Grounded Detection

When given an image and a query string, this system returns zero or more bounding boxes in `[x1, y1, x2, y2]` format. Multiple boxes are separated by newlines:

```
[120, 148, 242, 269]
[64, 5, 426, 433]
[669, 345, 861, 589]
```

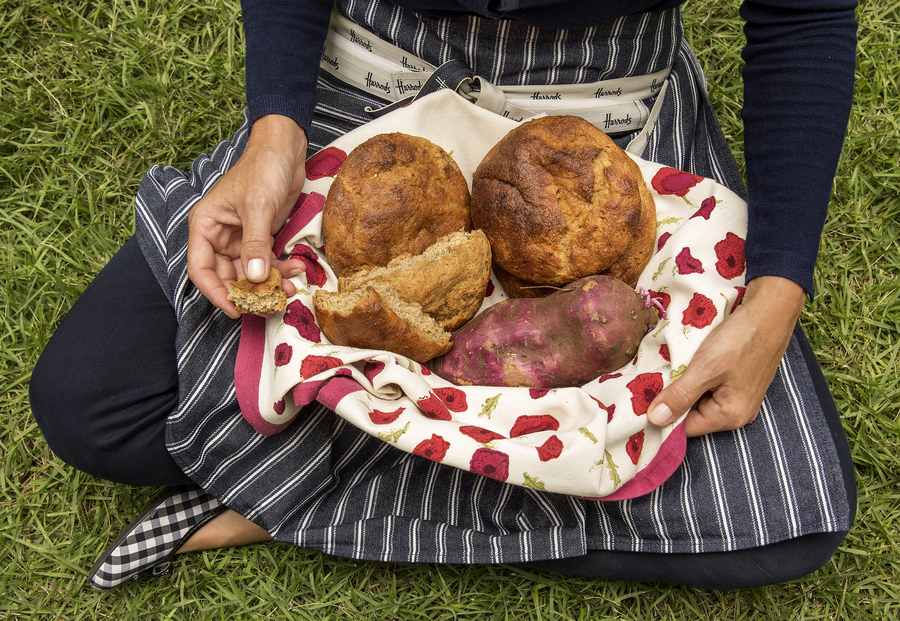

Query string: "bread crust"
[471, 116, 655, 290]
[322, 133, 471, 279]
[313, 286, 452, 364]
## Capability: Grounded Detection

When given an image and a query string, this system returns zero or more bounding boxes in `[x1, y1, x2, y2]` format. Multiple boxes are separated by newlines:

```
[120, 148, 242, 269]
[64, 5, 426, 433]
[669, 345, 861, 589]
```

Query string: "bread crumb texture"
[227, 267, 287, 315]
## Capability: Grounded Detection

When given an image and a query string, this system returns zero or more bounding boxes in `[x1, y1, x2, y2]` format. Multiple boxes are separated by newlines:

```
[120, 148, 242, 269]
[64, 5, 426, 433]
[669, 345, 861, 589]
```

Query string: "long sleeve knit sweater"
[239, 0, 857, 296]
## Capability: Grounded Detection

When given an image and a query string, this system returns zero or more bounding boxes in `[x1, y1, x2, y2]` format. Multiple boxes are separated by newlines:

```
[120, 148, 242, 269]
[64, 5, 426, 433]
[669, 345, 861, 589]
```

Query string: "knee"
[758, 530, 849, 586]
[29, 340, 187, 486]
[701, 530, 850, 589]
[29, 344, 111, 478]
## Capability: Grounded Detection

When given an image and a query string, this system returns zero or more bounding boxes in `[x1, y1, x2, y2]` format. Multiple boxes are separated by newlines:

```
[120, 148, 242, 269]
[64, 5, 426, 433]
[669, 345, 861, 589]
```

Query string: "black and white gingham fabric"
[89, 486, 223, 589]
[133, 2, 851, 565]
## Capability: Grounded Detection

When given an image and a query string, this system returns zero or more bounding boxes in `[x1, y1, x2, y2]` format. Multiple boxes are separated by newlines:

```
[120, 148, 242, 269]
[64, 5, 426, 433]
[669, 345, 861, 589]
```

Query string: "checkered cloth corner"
[89, 486, 224, 589]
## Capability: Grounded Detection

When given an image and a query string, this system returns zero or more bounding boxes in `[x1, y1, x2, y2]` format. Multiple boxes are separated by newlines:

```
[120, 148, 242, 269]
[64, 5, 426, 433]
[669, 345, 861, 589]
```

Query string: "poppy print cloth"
[234, 90, 748, 499]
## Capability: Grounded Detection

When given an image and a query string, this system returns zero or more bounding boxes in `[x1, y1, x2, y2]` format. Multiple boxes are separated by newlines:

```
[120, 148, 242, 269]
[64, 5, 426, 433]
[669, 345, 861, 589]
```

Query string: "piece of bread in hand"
[227, 267, 287, 315]
[313, 285, 452, 364]
[337, 230, 492, 331]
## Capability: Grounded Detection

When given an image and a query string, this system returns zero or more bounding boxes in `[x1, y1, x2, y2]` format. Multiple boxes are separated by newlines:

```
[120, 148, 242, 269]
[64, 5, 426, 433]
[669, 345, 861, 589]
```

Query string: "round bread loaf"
[322, 133, 471, 279]
[471, 115, 656, 292]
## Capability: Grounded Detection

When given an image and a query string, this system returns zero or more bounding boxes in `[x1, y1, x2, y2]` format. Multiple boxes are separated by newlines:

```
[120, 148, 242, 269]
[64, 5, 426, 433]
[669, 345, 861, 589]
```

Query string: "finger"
[187, 235, 242, 319]
[682, 391, 760, 438]
[240, 196, 278, 282]
[682, 396, 720, 438]
[647, 364, 717, 428]
[274, 258, 307, 297]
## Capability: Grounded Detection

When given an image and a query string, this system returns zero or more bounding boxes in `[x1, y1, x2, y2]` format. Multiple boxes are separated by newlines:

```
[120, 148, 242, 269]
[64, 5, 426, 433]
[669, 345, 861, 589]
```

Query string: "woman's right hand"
[187, 114, 309, 318]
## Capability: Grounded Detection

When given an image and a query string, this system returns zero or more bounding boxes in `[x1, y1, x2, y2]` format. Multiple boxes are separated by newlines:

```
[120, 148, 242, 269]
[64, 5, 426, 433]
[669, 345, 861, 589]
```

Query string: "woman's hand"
[187, 114, 309, 318]
[647, 276, 807, 437]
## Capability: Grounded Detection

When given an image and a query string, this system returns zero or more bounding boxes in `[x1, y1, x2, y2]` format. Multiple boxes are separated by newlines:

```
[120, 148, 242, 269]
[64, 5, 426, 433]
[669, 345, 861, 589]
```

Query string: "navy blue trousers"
[29, 236, 856, 589]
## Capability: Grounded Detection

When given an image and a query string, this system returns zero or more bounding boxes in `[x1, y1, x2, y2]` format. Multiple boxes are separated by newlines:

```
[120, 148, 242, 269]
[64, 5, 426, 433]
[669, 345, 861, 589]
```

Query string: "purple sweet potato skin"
[429, 275, 659, 388]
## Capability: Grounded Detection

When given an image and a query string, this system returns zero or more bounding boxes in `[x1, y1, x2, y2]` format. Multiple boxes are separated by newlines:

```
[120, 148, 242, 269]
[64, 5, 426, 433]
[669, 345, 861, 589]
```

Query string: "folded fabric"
[234, 90, 748, 500]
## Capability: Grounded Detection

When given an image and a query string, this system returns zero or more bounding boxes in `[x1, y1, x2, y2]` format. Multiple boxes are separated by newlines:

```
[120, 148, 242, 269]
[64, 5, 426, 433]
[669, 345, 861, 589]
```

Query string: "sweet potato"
[428, 275, 659, 388]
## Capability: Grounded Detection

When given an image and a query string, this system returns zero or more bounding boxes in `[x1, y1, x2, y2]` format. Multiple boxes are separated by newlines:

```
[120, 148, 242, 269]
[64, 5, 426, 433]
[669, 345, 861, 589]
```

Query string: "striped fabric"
[134, 2, 850, 564]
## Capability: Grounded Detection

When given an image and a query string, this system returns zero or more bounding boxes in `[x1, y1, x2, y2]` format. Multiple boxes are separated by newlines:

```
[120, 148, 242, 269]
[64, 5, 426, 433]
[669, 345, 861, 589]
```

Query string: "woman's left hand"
[647, 276, 807, 437]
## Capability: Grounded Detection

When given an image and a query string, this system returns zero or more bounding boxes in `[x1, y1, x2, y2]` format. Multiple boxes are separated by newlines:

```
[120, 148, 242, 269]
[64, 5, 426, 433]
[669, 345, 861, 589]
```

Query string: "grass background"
[1, 0, 898, 618]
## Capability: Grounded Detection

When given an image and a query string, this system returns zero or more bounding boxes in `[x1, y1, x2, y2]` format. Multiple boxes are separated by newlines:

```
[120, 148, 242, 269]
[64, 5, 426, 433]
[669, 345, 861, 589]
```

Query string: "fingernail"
[648, 403, 673, 426]
[247, 258, 266, 281]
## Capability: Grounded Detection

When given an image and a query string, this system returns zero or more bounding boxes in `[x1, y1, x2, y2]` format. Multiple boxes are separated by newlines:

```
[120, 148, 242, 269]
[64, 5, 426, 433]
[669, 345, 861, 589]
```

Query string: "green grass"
[2, 0, 898, 618]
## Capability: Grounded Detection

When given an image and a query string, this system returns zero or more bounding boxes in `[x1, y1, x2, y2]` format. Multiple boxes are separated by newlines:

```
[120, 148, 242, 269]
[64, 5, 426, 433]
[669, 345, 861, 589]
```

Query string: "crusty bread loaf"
[322, 132, 472, 279]
[338, 230, 492, 331]
[471, 115, 656, 294]
[492, 181, 655, 297]
[227, 267, 287, 315]
[313, 285, 452, 364]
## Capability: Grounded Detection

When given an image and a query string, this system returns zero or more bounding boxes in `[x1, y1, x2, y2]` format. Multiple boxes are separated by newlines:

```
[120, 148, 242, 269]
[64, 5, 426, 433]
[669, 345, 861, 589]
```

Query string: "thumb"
[240, 198, 278, 282]
[647, 366, 711, 428]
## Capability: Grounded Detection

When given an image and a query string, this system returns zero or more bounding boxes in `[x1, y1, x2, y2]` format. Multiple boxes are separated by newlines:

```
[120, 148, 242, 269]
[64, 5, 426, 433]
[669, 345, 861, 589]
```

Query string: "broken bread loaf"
[313, 286, 452, 364]
[314, 230, 492, 363]
[337, 230, 491, 331]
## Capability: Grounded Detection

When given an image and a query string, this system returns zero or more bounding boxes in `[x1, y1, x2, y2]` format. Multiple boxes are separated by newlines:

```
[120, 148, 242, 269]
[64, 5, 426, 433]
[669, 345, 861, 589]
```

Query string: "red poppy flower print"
[598, 372, 622, 384]
[460, 425, 506, 444]
[300, 354, 344, 379]
[651, 167, 704, 197]
[485, 280, 495, 297]
[675, 247, 704, 275]
[730, 286, 747, 315]
[626, 430, 645, 465]
[284, 301, 321, 342]
[469, 447, 510, 482]
[274, 399, 285, 415]
[529, 388, 550, 399]
[590, 397, 615, 423]
[691, 196, 716, 220]
[304, 261, 328, 286]
[417, 394, 452, 421]
[305, 146, 346, 180]
[274, 342, 293, 367]
[658, 343, 670, 362]
[509, 414, 560, 438]
[363, 360, 385, 381]
[536, 435, 564, 462]
[412, 434, 450, 462]
[657, 231, 672, 252]
[714, 232, 746, 280]
[606, 403, 617, 422]
[369, 407, 405, 425]
[682, 292, 717, 329]
[289, 244, 318, 262]
[626, 372, 664, 415]
[434, 386, 468, 412]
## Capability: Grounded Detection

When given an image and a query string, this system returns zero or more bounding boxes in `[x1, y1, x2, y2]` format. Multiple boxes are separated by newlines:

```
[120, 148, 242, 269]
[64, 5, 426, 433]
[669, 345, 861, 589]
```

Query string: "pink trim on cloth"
[234, 313, 288, 435]
[234, 191, 326, 437]
[585, 420, 687, 501]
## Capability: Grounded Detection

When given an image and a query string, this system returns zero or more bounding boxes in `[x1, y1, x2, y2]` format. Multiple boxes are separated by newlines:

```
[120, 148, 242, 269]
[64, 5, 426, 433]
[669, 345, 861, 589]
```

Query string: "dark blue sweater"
[240, 0, 857, 296]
